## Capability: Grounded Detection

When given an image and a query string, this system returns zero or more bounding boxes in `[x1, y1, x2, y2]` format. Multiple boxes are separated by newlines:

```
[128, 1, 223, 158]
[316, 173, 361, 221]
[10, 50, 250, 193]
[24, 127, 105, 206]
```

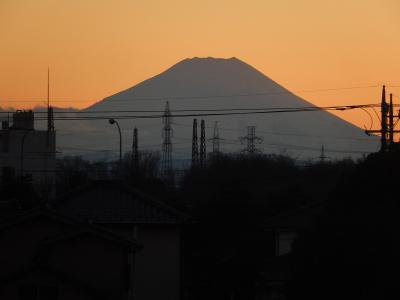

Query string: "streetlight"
[109, 118, 122, 175]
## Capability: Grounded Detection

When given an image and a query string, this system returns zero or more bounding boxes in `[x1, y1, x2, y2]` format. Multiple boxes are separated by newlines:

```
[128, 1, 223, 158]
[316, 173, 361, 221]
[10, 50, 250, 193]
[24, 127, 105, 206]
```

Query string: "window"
[275, 231, 297, 256]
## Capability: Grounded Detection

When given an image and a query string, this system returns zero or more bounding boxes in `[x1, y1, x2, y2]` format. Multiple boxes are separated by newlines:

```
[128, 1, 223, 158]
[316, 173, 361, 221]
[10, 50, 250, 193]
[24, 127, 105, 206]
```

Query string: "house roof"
[0, 206, 79, 232]
[0, 207, 140, 300]
[0, 263, 106, 300]
[41, 227, 142, 250]
[53, 180, 190, 225]
[0, 206, 141, 249]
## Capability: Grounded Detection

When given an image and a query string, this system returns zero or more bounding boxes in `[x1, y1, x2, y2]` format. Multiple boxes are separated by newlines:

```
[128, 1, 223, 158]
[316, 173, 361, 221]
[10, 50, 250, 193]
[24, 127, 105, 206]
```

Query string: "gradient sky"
[1, 0, 399, 128]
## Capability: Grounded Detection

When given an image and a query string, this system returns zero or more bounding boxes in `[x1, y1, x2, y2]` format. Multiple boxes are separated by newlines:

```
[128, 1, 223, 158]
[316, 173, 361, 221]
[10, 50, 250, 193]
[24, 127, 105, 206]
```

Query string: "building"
[0, 207, 140, 300]
[180, 200, 325, 300]
[254, 200, 325, 300]
[0, 110, 56, 196]
[53, 180, 189, 300]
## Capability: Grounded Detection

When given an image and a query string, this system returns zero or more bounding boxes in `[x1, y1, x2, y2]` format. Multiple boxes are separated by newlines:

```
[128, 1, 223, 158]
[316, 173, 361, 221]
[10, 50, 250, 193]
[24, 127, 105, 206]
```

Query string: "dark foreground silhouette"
[0, 153, 397, 300]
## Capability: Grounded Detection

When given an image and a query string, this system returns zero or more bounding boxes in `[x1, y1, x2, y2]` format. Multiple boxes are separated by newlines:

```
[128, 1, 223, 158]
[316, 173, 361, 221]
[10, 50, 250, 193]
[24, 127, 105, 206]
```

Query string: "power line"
[14, 104, 398, 115]
[0, 84, 380, 103]
[17, 104, 381, 121]
[175, 122, 376, 142]
[0, 103, 385, 115]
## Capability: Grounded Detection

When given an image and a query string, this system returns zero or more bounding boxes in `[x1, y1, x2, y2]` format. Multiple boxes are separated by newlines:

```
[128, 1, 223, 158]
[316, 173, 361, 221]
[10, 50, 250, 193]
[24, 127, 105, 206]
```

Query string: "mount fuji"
[55, 57, 378, 162]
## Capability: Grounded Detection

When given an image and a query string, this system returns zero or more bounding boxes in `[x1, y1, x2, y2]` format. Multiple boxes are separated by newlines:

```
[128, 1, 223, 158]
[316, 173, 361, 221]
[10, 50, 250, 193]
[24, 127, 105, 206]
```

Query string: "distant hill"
[42, 57, 380, 162]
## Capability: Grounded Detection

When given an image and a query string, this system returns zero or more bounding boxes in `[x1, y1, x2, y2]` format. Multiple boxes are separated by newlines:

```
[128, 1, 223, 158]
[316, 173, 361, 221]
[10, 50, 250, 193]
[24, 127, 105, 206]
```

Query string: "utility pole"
[366, 86, 400, 152]
[191, 119, 199, 166]
[389, 93, 394, 146]
[132, 127, 139, 170]
[381, 85, 388, 152]
[240, 126, 263, 154]
[199, 119, 206, 166]
[161, 101, 173, 182]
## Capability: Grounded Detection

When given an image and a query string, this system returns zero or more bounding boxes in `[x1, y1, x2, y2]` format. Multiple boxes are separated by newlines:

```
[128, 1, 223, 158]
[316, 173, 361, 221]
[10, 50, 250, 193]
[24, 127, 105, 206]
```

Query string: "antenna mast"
[47, 68, 54, 132]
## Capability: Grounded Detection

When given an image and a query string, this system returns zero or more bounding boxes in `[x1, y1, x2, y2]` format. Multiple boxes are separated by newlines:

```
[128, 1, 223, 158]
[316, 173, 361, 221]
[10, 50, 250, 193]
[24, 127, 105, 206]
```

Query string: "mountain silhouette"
[55, 57, 378, 161]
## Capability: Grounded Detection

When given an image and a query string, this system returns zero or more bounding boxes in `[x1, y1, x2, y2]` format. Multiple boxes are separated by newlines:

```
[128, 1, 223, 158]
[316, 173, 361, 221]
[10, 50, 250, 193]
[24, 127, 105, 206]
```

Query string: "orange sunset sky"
[1, 0, 399, 129]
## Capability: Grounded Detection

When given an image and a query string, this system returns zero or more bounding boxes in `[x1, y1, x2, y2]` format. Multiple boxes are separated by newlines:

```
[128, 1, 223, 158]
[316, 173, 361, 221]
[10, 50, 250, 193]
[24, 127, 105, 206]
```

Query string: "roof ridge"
[41, 226, 142, 249]
[53, 180, 191, 223]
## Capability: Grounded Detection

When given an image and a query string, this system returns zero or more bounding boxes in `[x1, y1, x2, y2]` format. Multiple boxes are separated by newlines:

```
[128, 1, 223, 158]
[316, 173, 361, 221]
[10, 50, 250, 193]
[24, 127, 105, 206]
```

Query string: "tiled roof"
[54, 180, 190, 224]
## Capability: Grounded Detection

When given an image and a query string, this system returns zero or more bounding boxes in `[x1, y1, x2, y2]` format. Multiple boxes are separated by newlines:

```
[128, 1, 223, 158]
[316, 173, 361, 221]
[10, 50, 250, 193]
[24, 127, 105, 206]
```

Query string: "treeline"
[53, 152, 359, 216]
[1, 152, 358, 214]
[55, 150, 162, 195]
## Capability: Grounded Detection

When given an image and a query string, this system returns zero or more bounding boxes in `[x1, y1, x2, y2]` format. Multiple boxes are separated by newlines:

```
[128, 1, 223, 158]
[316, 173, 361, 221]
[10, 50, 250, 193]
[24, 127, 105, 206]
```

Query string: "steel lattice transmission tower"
[192, 119, 199, 166]
[240, 126, 263, 154]
[318, 145, 327, 163]
[211, 121, 220, 154]
[199, 119, 206, 165]
[161, 101, 173, 181]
